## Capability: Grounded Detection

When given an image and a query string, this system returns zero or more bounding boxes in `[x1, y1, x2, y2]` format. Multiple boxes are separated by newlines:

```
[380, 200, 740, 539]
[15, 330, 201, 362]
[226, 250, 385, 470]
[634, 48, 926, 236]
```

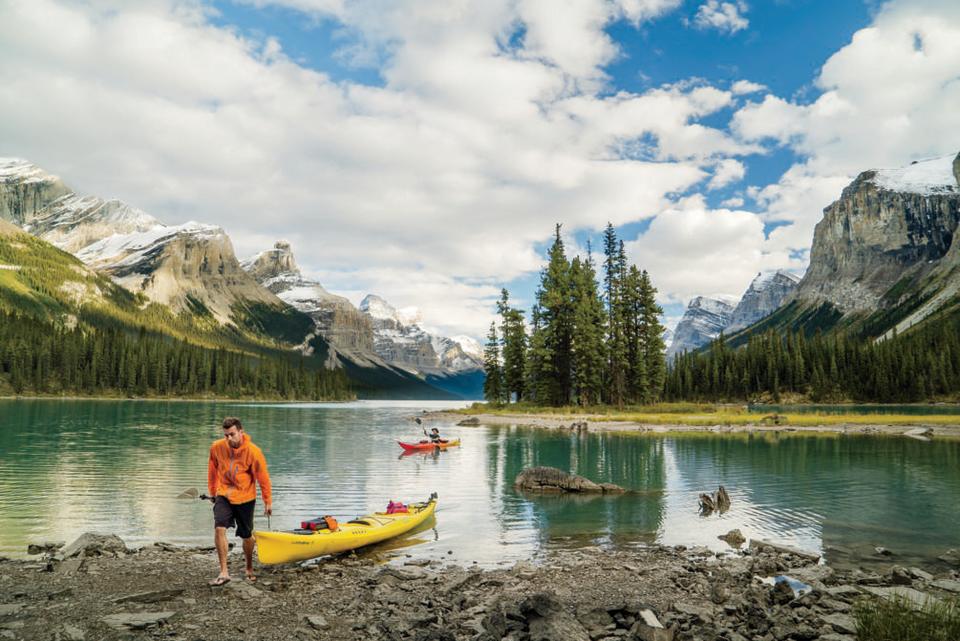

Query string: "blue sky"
[207, 0, 876, 326]
[2, 0, 958, 338]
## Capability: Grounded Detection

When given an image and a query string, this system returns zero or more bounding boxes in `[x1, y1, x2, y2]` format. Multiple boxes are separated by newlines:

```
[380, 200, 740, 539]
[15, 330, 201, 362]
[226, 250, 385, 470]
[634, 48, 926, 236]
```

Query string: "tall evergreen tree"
[498, 289, 527, 403]
[482, 322, 504, 404]
[535, 224, 574, 405]
[602, 223, 627, 406]
[569, 251, 606, 406]
[637, 269, 666, 402]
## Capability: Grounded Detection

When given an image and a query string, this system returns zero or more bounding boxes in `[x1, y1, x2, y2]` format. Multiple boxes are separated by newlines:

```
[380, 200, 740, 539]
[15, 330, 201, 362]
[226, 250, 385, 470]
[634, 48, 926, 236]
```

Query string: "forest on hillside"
[0, 311, 353, 400]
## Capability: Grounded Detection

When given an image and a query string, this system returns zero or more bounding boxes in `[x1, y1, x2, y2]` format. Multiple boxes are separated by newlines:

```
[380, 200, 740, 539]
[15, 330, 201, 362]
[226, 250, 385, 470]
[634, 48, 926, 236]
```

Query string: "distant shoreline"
[0, 394, 356, 403]
[423, 410, 960, 436]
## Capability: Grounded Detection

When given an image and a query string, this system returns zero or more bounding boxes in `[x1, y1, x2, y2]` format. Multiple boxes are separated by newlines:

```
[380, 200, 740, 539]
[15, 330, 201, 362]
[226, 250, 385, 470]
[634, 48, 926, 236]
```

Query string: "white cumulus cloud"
[0, 0, 746, 340]
[732, 0, 960, 267]
[692, 0, 749, 34]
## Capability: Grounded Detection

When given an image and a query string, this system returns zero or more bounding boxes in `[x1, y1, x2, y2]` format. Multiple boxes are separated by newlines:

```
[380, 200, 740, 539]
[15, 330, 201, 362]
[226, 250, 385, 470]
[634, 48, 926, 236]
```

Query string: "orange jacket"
[208, 433, 272, 505]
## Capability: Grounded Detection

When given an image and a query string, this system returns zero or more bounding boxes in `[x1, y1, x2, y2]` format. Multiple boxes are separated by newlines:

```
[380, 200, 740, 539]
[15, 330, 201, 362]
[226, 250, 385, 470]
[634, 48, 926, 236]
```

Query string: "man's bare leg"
[243, 536, 256, 581]
[211, 526, 230, 584]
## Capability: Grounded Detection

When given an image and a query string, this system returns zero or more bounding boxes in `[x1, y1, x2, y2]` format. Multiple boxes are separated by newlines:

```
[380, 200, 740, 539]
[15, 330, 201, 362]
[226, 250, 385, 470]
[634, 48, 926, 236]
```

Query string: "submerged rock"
[514, 467, 625, 493]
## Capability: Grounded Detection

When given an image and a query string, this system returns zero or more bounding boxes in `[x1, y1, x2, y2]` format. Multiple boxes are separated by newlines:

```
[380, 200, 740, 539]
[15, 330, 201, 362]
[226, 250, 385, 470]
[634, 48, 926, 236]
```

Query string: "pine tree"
[498, 289, 527, 403]
[483, 322, 504, 404]
[569, 251, 606, 406]
[602, 223, 627, 406]
[536, 224, 574, 405]
[637, 269, 666, 402]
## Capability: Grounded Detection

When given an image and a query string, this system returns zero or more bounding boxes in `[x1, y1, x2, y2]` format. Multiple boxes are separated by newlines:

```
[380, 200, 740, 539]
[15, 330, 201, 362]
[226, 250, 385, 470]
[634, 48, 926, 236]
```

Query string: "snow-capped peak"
[750, 269, 800, 290]
[869, 154, 958, 195]
[77, 221, 223, 267]
[27, 194, 161, 232]
[449, 335, 483, 360]
[0, 158, 61, 185]
[689, 296, 736, 315]
[359, 294, 399, 322]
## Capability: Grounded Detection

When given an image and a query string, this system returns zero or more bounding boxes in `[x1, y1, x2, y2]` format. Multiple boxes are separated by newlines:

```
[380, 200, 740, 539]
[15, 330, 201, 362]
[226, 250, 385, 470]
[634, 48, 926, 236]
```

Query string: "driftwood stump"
[698, 485, 731, 515]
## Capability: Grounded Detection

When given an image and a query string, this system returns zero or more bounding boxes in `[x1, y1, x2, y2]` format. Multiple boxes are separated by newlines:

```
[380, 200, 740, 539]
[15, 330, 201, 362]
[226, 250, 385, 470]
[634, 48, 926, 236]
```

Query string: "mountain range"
[0, 158, 480, 399]
[729, 152, 960, 344]
[4, 150, 959, 398]
[667, 270, 800, 359]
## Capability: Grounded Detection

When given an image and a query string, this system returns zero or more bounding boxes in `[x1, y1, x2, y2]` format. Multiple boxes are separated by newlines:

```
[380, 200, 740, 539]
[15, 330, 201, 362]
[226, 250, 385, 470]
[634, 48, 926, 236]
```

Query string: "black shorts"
[213, 496, 256, 539]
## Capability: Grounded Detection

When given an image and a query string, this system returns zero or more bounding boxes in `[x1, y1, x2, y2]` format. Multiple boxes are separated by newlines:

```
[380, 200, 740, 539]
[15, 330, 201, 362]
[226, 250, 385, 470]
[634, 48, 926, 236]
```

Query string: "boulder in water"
[514, 467, 625, 493]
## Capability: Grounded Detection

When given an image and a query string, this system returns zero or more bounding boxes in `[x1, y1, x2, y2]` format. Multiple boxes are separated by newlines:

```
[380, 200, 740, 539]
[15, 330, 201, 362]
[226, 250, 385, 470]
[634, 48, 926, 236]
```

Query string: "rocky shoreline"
[424, 412, 960, 438]
[3, 533, 959, 641]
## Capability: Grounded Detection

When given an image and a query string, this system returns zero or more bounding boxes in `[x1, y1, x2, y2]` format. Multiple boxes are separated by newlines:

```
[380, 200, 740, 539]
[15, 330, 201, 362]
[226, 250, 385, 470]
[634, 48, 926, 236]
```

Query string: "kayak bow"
[254, 494, 437, 565]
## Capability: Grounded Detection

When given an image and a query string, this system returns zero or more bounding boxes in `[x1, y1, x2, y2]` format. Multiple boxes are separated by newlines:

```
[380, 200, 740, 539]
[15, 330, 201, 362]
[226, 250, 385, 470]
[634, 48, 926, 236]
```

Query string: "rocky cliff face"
[360, 294, 440, 371]
[790, 152, 960, 338]
[726, 271, 800, 333]
[0, 159, 72, 225]
[24, 194, 161, 253]
[666, 296, 735, 359]
[78, 222, 284, 325]
[359, 294, 483, 375]
[243, 241, 376, 354]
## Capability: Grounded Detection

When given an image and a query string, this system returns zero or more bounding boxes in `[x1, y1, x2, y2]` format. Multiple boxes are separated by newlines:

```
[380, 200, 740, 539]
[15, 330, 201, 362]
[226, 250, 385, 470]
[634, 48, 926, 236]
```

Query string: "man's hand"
[264, 503, 273, 516]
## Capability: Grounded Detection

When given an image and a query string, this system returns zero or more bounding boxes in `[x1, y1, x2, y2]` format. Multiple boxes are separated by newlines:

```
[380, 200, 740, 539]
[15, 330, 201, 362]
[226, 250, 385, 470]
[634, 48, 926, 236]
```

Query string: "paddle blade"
[176, 487, 199, 499]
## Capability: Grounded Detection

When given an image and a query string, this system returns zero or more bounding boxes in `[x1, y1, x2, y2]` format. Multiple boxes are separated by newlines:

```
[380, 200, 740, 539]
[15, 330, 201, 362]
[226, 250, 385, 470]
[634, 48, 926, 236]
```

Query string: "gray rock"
[113, 588, 184, 604]
[55, 558, 84, 575]
[576, 607, 613, 639]
[906, 567, 933, 581]
[819, 635, 855, 641]
[748, 539, 820, 563]
[101, 611, 176, 631]
[26, 541, 65, 555]
[514, 467, 625, 494]
[874, 546, 894, 556]
[457, 417, 481, 426]
[938, 548, 960, 565]
[60, 624, 85, 641]
[889, 566, 912, 585]
[820, 613, 857, 635]
[824, 585, 860, 600]
[305, 615, 329, 630]
[522, 594, 591, 641]
[630, 621, 674, 641]
[903, 427, 933, 439]
[60, 533, 129, 559]
[931, 579, 960, 593]
[672, 602, 713, 623]
[770, 580, 794, 605]
[817, 598, 851, 613]
[718, 529, 745, 548]
[0, 605, 24, 618]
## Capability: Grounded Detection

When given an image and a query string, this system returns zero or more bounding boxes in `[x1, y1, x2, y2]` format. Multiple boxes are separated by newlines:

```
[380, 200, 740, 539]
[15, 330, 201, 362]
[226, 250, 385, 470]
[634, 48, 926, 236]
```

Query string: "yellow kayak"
[255, 494, 437, 565]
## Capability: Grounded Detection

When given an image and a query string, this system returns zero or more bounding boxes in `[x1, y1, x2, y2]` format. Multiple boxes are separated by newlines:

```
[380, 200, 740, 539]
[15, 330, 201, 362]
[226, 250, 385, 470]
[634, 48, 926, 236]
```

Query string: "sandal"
[245, 572, 257, 583]
[209, 575, 231, 586]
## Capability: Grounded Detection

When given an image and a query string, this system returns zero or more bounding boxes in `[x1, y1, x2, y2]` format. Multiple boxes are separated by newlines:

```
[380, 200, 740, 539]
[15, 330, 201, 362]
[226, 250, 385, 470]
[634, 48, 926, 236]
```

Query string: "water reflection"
[2, 400, 958, 570]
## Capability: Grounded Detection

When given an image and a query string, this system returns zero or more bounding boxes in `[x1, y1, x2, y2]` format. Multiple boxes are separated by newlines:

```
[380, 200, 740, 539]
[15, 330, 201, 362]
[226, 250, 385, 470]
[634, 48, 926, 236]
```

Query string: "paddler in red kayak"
[207, 417, 272, 586]
[424, 426, 445, 444]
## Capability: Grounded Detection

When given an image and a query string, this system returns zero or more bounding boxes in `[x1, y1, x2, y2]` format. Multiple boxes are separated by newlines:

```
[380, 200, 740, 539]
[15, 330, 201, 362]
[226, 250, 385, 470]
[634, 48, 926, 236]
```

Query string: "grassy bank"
[855, 595, 960, 641]
[454, 402, 960, 426]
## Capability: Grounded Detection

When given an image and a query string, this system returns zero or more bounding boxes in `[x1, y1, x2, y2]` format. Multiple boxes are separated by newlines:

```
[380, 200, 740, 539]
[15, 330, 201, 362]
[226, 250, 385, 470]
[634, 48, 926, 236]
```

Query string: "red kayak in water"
[397, 438, 461, 451]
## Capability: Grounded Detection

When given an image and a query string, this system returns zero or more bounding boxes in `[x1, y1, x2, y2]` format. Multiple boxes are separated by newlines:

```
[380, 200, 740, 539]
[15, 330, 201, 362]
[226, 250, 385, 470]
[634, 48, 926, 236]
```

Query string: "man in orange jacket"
[207, 417, 272, 585]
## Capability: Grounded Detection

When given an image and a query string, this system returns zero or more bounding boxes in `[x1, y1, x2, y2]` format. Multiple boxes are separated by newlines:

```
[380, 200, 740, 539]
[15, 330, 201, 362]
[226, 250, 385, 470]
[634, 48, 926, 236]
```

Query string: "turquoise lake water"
[1, 399, 958, 570]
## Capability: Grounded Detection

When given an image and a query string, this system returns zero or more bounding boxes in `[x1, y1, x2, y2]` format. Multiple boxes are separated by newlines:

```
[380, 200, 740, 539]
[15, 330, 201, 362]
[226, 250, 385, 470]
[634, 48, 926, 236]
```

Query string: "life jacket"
[386, 501, 408, 514]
